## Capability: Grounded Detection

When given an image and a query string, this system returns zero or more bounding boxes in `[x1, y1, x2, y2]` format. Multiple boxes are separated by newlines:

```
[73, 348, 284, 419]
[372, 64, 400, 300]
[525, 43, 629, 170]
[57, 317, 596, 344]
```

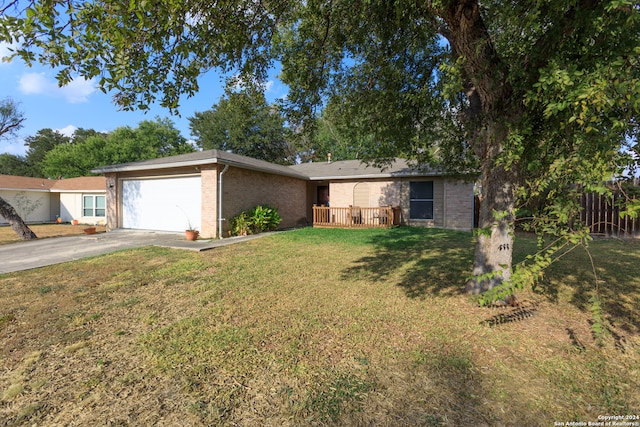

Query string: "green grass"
[0, 227, 638, 426]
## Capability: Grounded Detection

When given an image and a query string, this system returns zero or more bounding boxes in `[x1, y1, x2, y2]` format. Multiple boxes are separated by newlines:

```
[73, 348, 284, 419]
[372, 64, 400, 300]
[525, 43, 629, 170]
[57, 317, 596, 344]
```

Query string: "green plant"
[230, 211, 251, 236]
[229, 205, 281, 236]
[38, 286, 54, 295]
[248, 205, 281, 233]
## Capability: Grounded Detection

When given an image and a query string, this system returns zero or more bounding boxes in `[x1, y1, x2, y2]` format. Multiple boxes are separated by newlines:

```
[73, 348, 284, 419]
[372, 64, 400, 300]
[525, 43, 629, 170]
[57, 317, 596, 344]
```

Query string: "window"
[410, 181, 434, 219]
[83, 195, 106, 217]
[353, 182, 370, 207]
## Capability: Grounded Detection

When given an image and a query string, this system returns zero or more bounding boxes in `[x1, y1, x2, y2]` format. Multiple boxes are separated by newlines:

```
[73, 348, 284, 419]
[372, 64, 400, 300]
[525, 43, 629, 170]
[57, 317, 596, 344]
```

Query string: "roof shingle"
[91, 150, 439, 181]
[289, 159, 440, 180]
[0, 174, 57, 190]
[0, 174, 105, 191]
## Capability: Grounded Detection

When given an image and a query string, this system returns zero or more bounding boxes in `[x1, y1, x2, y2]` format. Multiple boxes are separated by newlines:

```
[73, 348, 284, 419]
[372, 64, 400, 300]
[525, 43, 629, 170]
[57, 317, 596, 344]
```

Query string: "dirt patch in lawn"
[0, 224, 107, 245]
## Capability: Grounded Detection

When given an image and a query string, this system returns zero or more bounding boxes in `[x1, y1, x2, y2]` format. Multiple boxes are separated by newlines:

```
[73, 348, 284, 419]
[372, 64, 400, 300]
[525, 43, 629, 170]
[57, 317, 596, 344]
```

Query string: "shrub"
[230, 211, 251, 236]
[229, 205, 282, 236]
[248, 205, 282, 233]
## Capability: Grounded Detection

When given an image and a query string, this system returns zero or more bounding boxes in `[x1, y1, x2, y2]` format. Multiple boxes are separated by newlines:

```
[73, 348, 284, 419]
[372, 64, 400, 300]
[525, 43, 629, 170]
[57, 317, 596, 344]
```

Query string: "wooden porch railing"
[312, 205, 398, 228]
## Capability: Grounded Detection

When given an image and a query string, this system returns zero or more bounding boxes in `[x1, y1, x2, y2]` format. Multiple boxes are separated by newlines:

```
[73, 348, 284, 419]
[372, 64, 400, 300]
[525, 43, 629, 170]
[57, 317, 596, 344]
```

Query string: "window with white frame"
[409, 181, 434, 219]
[83, 195, 106, 217]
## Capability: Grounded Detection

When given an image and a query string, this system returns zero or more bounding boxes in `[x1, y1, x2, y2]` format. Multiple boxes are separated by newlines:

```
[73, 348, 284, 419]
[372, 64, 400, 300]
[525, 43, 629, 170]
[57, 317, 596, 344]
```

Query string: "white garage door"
[122, 176, 201, 232]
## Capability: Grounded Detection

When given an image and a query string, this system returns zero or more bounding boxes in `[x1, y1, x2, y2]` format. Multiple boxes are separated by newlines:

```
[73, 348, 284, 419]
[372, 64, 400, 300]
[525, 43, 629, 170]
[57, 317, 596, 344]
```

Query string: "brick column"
[105, 173, 118, 231]
[200, 165, 218, 238]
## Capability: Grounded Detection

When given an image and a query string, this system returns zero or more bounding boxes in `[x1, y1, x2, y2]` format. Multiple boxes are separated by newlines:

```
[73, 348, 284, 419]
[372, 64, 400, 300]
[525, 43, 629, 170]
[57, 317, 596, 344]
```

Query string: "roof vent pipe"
[218, 164, 230, 238]
[327, 152, 332, 164]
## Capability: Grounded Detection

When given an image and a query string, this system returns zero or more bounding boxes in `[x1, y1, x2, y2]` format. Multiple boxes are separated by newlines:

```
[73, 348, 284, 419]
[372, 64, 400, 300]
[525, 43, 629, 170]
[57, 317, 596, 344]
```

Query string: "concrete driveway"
[0, 230, 274, 275]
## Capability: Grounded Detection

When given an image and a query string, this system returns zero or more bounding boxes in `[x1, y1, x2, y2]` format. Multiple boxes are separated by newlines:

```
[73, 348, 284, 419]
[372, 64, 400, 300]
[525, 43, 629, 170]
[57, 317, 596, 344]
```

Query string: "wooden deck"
[312, 205, 399, 228]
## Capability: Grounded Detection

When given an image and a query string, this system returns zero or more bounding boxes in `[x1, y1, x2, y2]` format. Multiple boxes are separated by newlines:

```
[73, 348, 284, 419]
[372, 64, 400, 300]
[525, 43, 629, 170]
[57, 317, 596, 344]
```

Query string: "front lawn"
[1, 227, 638, 426]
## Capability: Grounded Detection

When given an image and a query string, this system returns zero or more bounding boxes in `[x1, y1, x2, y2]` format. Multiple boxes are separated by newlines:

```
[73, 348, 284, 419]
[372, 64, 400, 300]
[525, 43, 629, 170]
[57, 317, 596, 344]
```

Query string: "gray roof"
[92, 149, 309, 180]
[289, 159, 440, 180]
[92, 151, 439, 181]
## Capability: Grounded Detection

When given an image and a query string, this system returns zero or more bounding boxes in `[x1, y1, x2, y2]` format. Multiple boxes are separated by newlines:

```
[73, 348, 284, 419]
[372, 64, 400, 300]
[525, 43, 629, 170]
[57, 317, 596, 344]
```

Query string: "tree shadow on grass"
[370, 335, 549, 426]
[554, 241, 640, 336]
[513, 234, 640, 336]
[341, 227, 475, 298]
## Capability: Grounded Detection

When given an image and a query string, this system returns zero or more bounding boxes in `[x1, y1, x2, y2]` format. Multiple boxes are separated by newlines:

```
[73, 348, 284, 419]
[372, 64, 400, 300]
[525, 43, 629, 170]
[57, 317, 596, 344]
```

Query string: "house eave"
[217, 159, 308, 180]
[306, 171, 439, 181]
[0, 187, 51, 192]
[92, 155, 308, 180]
[91, 159, 216, 174]
[49, 189, 106, 194]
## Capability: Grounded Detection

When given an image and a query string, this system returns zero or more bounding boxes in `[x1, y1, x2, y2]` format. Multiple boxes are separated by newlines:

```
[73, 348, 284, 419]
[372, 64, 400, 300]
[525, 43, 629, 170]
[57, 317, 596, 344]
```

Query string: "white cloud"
[228, 74, 275, 93]
[60, 78, 96, 103]
[55, 125, 78, 138]
[18, 72, 48, 94]
[18, 72, 96, 103]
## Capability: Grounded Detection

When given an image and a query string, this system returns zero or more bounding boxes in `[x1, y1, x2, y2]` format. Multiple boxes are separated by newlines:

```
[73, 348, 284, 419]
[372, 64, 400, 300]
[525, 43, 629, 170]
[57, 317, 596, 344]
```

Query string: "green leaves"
[589, 295, 606, 344]
[40, 118, 193, 178]
[246, 205, 282, 234]
[189, 82, 295, 165]
[1, 0, 279, 111]
[229, 205, 282, 236]
[620, 195, 640, 220]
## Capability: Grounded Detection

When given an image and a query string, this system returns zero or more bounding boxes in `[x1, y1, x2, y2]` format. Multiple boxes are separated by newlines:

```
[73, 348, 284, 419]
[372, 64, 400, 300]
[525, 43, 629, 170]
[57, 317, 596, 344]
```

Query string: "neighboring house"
[0, 174, 107, 225]
[92, 150, 474, 238]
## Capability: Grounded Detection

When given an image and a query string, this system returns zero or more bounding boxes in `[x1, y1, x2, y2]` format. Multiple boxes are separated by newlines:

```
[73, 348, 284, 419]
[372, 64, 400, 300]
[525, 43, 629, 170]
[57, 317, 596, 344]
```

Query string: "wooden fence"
[312, 205, 399, 228]
[580, 192, 639, 237]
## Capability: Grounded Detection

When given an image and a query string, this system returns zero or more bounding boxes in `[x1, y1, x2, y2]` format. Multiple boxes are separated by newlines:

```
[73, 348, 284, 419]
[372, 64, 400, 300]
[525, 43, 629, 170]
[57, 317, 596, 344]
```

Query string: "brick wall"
[221, 167, 307, 236]
[443, 180, 475, 230]
[329, 179, 403, 208]
[329, 177, 473, 230]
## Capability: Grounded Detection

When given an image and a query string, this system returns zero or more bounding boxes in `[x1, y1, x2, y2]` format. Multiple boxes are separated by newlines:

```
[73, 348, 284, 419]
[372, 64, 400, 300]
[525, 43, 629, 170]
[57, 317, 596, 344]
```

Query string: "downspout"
[218, 164, 230, 238]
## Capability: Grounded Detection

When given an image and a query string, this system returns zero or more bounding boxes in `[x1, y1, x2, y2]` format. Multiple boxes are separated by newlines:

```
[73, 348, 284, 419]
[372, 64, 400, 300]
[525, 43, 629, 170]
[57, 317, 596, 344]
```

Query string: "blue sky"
[0, 42, 289, 157]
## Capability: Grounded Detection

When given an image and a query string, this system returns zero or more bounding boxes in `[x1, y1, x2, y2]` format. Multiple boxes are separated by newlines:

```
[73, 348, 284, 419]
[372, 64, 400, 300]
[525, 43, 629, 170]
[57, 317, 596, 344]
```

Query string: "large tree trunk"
[439, 0, 520, 294]
[0, 196, 38, 240]
[467, 144, 517, 294]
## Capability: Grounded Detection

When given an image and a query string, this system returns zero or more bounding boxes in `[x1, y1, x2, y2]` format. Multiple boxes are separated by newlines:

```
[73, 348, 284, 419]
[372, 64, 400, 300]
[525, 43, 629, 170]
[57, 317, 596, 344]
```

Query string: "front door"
[317, 185, 330, 206]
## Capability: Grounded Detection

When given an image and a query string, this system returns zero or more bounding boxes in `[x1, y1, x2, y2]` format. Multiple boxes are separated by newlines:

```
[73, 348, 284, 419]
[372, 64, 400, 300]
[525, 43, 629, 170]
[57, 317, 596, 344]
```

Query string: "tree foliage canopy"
[296, 101, 372, 163]
[0, 97, 25, 141]
[0, 153, 30, 176]
[41, 118, 194, 178]
[189, 82, 295, 165]
[0, 128, 108, 177]
[23, 128, 70, 177]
